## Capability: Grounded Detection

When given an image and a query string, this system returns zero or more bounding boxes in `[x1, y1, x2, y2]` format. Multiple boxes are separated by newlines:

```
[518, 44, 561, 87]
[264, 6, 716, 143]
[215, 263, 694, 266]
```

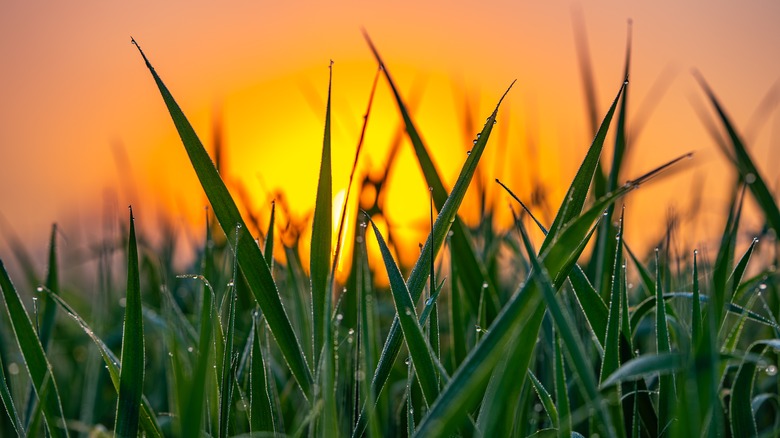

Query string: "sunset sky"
[1, 1, 779, 274]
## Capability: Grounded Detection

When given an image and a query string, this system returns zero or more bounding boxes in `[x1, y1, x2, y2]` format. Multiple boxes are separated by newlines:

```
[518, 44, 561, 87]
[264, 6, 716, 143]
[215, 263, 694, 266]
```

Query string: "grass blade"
[730, 340, 780, 436]
[115, 208, 145, 438]
[600, 353, 683, 388]
[264, 201, 275, 271]
[653, 250, 674, 435]
[132, 39, 313, 399]
[0, 265, 68, 438]
[601, 208, 625, 384]
[311, 62, 333, 369]
[367, 216, 440, 406]
[249, 318, 275, 433]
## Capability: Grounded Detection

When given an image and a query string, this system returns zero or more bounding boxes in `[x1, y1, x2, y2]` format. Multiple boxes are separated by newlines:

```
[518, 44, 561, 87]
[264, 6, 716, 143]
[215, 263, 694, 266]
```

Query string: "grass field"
[1, 31, 779, 437]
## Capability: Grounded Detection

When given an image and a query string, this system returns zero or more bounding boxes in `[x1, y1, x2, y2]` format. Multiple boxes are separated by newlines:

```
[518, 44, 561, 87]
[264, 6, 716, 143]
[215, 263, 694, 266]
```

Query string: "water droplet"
[694, 249, 699, 255]
[227, 281, 235, 287]
[534, 403, 543, 413]
[409, 408, 414, 414]
[475, 325, 482, 333]
[745, 173, 757, 184]
[336, 314, 344, 321]
[7, 362, 19, 375]
[36, 286, 44, 292]
[447, 231, 454, 237]
[356, 236, 364, 243]
[467, 150, 472, 156]
[32, 297, 37, 303]
[476, 133, 481, 138]
[759, 283, 767, 291]
[348, 328, 355, 335]
[482, 281, 488, 289]
[768, 365, 778, 376]
[168, 352, 173, 357]
[343, 287, 347, 293]
[473, 139, 478, 145]
[425, 297, 434, 305]
[404, 358, 410, 365]
[404, 308, 412, 316]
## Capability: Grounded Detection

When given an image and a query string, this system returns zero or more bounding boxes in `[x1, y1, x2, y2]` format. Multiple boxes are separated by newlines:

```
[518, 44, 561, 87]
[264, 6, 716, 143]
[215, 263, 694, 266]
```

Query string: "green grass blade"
[692, 250, 702, 344]
[218, 283, 236, 438]
[553, 333, 571, 438]
[367, 217, 440, 406]
[38, 224, 59, 351]
[600, 353, 683, 388]
[729, 340, 780, 436]
[115, 209, 145, 438]
[600, 209, 625, 384]
[0, 264, 68, 438]
[132, 39, 313, 399]
[352, 78, 514, 437]
[180, 275, 216, 438]
[311, 63, 333, 369]
[250, 318, 275, 433]
[653, 250, 674, 435]
[728, 237, 758, 304]
[696, 73, 780, 234]
[528, 371, 559, 429]
[0, 351, 24, 437]
[42, 289, 162, 437]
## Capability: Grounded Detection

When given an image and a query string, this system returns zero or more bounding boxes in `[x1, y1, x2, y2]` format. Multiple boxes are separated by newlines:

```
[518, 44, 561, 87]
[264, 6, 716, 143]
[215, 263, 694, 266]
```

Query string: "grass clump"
[1, 29, 779, 438]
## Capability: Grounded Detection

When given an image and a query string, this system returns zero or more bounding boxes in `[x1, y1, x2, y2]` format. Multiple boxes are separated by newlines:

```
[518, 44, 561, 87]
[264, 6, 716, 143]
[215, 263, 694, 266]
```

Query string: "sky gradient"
[1, 1, 779, 273]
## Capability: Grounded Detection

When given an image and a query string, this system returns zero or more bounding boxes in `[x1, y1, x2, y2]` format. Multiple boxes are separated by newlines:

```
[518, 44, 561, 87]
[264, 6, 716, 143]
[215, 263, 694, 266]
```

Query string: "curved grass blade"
[352, 77, 514, 437]
[115, 208, 145, 438]
[692, 250, 702, 343]
[0, 351, 24, 437]
[367, 216, 440, 406]
[600, 353, 683, 388]
[132, 39, 313, 399]
[728, 237, 758, 304]
[553, 333, 571, 438]
[38, 224, 59, 351]
[0, 264, 68, 438]
[600, 208, 625, 384]
[42, 289, 162, 437]
[729, 339, 780, 436]
[249, 318, 275, 433]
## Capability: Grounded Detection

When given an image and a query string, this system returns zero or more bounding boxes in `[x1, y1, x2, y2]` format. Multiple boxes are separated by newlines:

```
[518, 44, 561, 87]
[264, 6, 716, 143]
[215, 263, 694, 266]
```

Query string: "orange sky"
[1, 1, 779, 276]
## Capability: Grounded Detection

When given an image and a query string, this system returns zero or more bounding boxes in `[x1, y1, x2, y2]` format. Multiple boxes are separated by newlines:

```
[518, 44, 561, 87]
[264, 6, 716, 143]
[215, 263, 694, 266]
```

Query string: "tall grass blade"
[692, 250, 702, 343]
[115, 208, 145, 438]
[38, 224, 59, 351]
[311, 62, 333, 370]
[249, 318, 275, 433]
[728, 237, 758, 304]
[132, 39, 313, 398]
[600, 208, 625, 384]
[653, 250, 674, 435]
[264, 201, 275, 270]
[0, 266, 68, 437]
[553, 333, 571, 438]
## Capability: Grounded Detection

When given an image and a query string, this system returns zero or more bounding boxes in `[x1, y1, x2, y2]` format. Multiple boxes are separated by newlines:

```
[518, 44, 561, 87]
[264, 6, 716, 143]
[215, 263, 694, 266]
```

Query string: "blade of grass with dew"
[42, 289, 163, 438]
[132, 39, 313, 399]
[692, 250, 702, 344]
[554, 333, 571, 438]
[515, 207, 617, 437]
[0, 266, 67, 438]
[529, 371, 559, 430]
[179, 275, 216, 437]
[600, 353, 684, 388]
[250, 317, 275, 433]
[653, 250, 674, 435]
[729, 340, 780, 436]
[115, 208, 145, 438]
[311, 62, 333, 371]
[413, 150, 688, 437]
[367, 216, 440, 406]
[0, 350, 23, 437]
[351, 79, 514, 437]
[219, 234, 239, 438]
[696, 73, 780, 234]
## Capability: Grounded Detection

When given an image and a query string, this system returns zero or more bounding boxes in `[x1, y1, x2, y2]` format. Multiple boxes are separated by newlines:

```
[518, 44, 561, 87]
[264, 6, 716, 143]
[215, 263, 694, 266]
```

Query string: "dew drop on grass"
[467, 150, 472, 156]
[475, 325, 482, 333]
[767, 365, 778, 376]
[336, 314, 344, 321]
[36, 286, 44, 292]
[534, 403, 542, 413]
[119, 298, 126, 308]
[759, 283, 768, 291]
[404, 308, 412, 316]
[482, 281, 488, 289]
[404, 358, 410, 365]
[187, 346, 194, 353]
[745, 173, 757, 184]
[473, 139, 478, 145]
[7, 362, 19, 375]
[227, 280, 235, 287]
[425, 297, 434, 306]
[409, 408, 414, 414]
